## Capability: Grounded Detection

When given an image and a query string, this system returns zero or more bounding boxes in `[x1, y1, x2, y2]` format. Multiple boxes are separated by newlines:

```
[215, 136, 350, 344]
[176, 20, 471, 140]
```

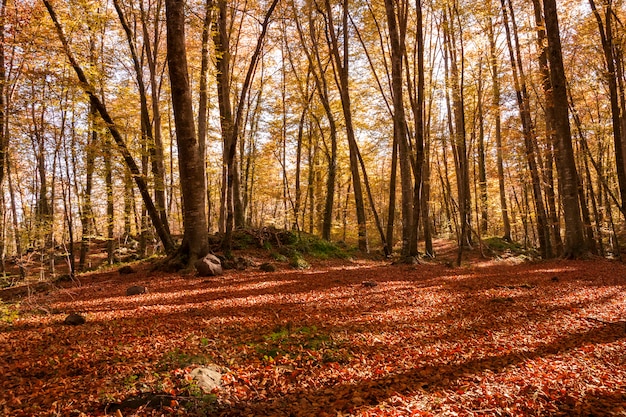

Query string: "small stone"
[362, 281, 378, 288]
[64, 313, 85, 326]
[551, 276, 559, 282]
[260, 263, 276, 272]
[126, 285, 147, 296]
[119, 266, 135, 274]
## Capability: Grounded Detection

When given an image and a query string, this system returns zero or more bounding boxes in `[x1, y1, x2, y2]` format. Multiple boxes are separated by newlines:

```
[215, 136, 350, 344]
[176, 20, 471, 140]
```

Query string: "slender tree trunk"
[409, 0, 426, 259]
[322, 0, 368, 251]
[114, 0, 170, 241]
[0, 0, 7, 272]
[7, 157, 24, 278]
[293, 2, 337, 241]
[476, 64, 488, 235]
[197, 0, 213, 233]
[79, 101, 96, 270]
[501, 0, 551, 257]
[442, 6, 471, 264]
[218, 0, 278, 250]
[588, 0, 626, 214]
[139, 0, 169, 239]
[0, 0, 5, 191]
[384, 0, 412, 258]
[487, 14, 511, 241]
[104, 137, 114, 265]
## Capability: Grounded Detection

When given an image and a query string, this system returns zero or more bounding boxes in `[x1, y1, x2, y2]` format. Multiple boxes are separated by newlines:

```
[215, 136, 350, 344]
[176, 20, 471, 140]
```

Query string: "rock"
[194, 254, 223, 277]
[362, 281, 378, 288]
[64, 313, 85, 325]
[119, 265, 135, 274]
[189, 365, 222, 392]
[551, 276, 559, 282]
[126, 285, 147, 296]
[259, 263, 276, 272]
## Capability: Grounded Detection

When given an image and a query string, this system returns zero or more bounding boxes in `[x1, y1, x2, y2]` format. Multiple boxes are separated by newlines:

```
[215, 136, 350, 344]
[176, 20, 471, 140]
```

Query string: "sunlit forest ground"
[1, 239, 625, 416]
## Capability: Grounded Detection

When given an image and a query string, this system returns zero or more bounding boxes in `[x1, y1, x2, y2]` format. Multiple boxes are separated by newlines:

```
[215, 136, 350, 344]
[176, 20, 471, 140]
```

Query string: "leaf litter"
[0, 255, 625, 416]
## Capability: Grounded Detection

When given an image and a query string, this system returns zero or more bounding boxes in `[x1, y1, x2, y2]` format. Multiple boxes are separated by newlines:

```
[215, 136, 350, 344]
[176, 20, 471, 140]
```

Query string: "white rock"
[189, 366, 222, 392]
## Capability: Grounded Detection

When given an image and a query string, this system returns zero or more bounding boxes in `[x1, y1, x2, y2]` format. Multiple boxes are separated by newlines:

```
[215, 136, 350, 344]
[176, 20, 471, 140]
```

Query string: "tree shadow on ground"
[1, 258, 625, 416]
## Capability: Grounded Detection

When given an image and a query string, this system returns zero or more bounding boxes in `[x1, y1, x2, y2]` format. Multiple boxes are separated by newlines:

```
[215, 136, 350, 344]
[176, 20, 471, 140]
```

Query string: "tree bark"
[588, 0, 626, 214]
[543, 0, 586, 257]
[165, 0, 209, 264]
[531, 0, 563, 255]
[384, 0, 413, 259]
[501, 0, 551, 257]
[487, 13, 511, 241]
[322, 0, 368, 252]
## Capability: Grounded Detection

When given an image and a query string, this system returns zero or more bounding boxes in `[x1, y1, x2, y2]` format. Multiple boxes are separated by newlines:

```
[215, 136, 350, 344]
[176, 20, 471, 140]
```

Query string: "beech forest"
[0, 0, 625, 415]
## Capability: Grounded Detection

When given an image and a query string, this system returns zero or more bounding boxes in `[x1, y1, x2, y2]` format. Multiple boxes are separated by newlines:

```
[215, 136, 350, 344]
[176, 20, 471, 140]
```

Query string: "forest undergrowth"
[1, 239, 625, 416]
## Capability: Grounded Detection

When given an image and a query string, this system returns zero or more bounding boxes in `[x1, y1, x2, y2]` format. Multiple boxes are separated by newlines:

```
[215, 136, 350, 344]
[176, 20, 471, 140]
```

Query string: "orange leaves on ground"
[0, 256, 625, 416]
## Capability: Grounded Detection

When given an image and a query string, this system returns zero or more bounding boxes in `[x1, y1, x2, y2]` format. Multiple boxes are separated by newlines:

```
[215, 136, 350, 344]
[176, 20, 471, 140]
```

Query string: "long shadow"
[214, 322, 626, 416]
[3, 258, 625, 415]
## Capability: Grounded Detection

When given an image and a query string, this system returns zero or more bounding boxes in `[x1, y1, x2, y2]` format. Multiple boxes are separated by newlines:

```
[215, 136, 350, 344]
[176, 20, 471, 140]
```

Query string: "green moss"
[0, 301, 20, 325]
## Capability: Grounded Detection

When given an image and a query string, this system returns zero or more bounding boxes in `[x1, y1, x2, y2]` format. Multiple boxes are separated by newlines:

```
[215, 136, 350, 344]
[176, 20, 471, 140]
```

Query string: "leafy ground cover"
[1, 242, 625, 416]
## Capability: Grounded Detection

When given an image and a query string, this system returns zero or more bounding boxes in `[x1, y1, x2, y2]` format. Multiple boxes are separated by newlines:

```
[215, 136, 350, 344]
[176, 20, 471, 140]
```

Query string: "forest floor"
[1, 239, 625, 416]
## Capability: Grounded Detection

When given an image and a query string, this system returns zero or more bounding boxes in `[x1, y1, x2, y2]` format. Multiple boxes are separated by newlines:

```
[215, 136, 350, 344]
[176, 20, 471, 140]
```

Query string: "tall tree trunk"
[0, 0, 7, 272]
[217, 0, 278, 250]
[198, 0, 213, 232]
[588, 0, 626, 214]
[104, 137, 114, 265]
[384, 0, 412, 258]
[7, 157, 24, 278]
[442, 6, 471, 264]
[165, 0, 209, 264]
[501, 0, 551, 257]
[0, 0, 5, 191]
[293, 1, 337, 241]
[407, 0, 426, 259]
[79, 100, 96, 270]
[487, 13, 511, 241]
[476, 63, 488, 235]
[383, 0, 412, 258]
[531, 0, 563, 254]
[322, 0, 368, 251]
[543, 0, 586, 257]
[138, 0, 170, 238]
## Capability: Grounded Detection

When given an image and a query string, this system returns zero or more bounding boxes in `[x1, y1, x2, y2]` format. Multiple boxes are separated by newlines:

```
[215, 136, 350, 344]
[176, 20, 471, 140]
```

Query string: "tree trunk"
[442, 6, 471, 264]
[487, 14, 512, 241]
[588, 0, 626, 214]
[79, 100, 96, 270]
[543, 0, 586, 257]
[293, 2, 337, 241]
[197, 0, 214, 232]
[165, 0, 209, 264]
[476, 64, 488, 235]
[322, 0, 368, 251]
[501, 0, 551, 257]
[384, 0, 413, 259]
[531, 0, 563, 255]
